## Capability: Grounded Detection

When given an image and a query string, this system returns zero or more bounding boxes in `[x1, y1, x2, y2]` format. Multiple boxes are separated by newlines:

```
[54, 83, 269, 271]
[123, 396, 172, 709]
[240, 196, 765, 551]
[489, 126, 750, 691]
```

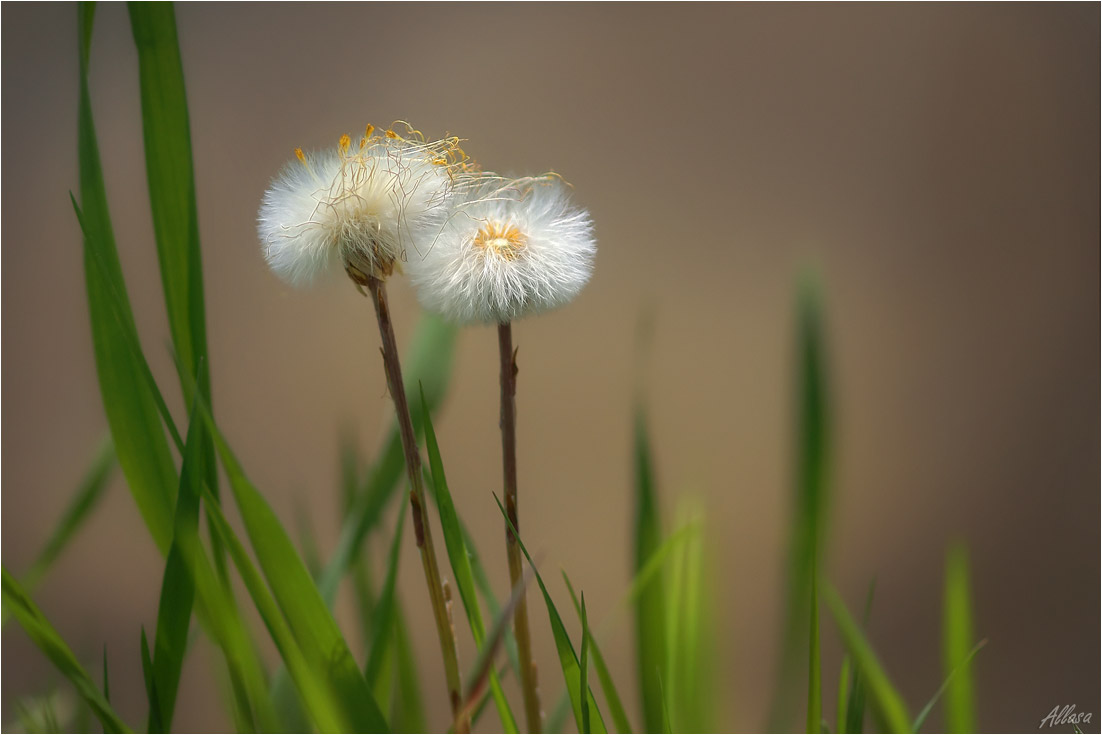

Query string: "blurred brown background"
[2, 3, 1098, 732]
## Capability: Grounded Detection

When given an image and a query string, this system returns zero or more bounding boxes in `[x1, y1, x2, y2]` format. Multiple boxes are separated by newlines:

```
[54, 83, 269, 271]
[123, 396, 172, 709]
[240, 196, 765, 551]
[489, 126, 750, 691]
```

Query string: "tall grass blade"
[22, 437, 115, 591]
[421, 386, 518, 733]
[913, 640, 986, 732]
[494, 495, 607, 734]
[631, 409, 667, 734]
[391, 613, 427, 733]
[1, 568, 130, 733]
[770, 274, 831, 731]
[941, 544, 977, 733]
[822, 584, 910, 734]
[201, 485, 347, 733]
[76, 1, 176, 554]
[139, 627, 163, 733]
[200, 405, 388, 732]
[836, 656, 850, 734]
[126, 2, 208, 404]
[580, 593, 591, 734]
[807, 565, 822, 733]
[564, 573, 633, 734]
[843, 580, 877, 734]
[364, 503, 407, 690]
[148, 396, 207, 731]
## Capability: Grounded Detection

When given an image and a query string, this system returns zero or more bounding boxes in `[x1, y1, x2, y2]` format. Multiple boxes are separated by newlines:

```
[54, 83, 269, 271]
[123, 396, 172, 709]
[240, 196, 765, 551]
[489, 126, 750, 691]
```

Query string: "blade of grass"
[941, 544, 977, 733]
[822, 583, 910, 734]
[201, 485, 347, 733]
[139, 628, 163, 733]
[913, 640, 986, 732]
[494, 494, 607, 734]
[199, 403, 389, 733]
[147, 396, 206, 731]
[126, 2, 208, 407]
[580, 593, 591, 734]
[2, 568, 130, 733]
[364, 503, 407, 690]
[76, 0, 176, 555]
[21, 437, 115, 591]
[836, 656, 850, 734]
[843, 580, 877, 734]
[769, 273, 831, 732]
[631, 408, 667, 734]
[807, 565, 822, 734]
[390, 610, 427, 733]
[421, 386, 518, 733]
[563, 573, 633, 734]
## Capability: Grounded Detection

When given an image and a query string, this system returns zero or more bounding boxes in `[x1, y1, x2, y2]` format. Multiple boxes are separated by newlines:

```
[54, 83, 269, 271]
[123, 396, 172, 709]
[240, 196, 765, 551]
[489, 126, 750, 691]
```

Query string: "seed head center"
[474, 222, 526, 261]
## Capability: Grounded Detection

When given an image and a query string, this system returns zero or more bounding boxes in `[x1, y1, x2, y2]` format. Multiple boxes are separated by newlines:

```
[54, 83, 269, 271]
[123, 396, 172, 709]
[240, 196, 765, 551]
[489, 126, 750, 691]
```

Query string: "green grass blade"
[421, 386, 518, 733]
[822, 584, 910, 734]
[201, 406, 389, 733]
[364, 503, 407, 690]
[770, 274, 831, 732]
[22, 437, 115, 590]
[390, 612, 427, 733]
[139, 627, 163, 733]
[202, 485, 347, 733]
[807, 566, 822, 733]
[76, 1, 176, 555]
[2, 568, 131, 733]
[580, 593, 591, 734]
[843, 580, 877, 734]
[913, 640, 986, 732]
[836, 656, 850, 734]
[563, 573, 633, 734]
[941, 544, 977, 733]
[126, 2, 207, 403]
[631, 409, 667, 734]
[148, 398, 206, 731]
[494, 494, 607, 734]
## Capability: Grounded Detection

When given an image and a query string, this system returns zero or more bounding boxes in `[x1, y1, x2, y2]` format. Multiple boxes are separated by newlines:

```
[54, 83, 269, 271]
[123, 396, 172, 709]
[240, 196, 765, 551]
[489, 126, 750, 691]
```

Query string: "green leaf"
[580, 593, 591, 735]
[148, 398, 206, 731]
[201, 406, 389, 732]
[807, 566, 822, 733]
[770, 273, 831, 732]
[126, 2, 208, 405]
[1, 567, 130, 733]
[941, 544, 977, 733]
[139, 627, 163, 733]
[421, 385, 518, 733]
[76, 0, 177, 555]
[835, 656, 850, 734]
[21, 437, 115, 591]
[201, 485, 346, 733]
[494, 494, 607, 734]
[364, 503, 407, 690]
[843, 581, 877, 734]
[822, 584, 910, 734]
[563, 573, 633, 734]
[632, 408, 667, 734]
[913, 640, 986, 732]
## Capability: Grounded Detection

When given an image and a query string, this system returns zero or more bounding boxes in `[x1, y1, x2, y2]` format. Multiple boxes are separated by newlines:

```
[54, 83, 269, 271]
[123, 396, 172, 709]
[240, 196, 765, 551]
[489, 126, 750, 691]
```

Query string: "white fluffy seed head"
[407, 174, 596, 325]
[258, 125, 464, 286]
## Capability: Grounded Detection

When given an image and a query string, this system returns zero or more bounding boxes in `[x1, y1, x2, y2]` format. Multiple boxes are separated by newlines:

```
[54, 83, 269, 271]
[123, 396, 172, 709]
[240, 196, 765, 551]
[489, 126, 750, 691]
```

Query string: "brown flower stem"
[499, 321, 542, 733]
[365, 274, 467, 732]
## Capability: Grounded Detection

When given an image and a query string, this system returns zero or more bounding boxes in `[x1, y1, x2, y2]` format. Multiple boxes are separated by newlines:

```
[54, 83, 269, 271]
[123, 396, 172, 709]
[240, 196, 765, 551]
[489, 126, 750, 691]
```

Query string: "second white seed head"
[407, 175, 596, 325]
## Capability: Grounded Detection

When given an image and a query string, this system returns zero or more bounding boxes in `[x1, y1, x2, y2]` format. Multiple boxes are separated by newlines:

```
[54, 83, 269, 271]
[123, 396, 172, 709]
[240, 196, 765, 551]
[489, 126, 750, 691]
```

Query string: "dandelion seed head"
[258, 124, 464, 287]
[407, 174, 596, 324]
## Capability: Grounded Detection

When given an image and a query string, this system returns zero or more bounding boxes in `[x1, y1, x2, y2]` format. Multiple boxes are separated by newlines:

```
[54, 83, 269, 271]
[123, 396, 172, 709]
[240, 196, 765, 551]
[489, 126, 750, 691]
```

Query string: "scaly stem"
[366, 276, 467, 731]
[499, 321, 542, 733]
